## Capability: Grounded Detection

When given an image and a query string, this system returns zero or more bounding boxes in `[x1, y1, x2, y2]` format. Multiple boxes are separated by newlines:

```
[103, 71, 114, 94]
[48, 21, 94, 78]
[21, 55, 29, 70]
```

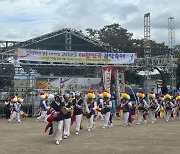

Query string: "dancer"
[36, 92, 49, 122]
[8, 96, 22, 123]
[158, 94, 165, 119]
[175, 94, 180, 120]
[102, 90, 112, 128]
[95, 91, 104, 121]
[163, 94, 175, 122]
[18, 96, 27, 118]
[72, 92, 84, 135]
[63, 93, 73, 139]
[111, 96, 116, 117]
[171, 95, 177, 120]
[136, 90, 149, 125]
[120, 92, 132, 127]
[148, 91, 159, 123]
[5, 97, 12, 119]
[46, 93, 65, 145]
[84, 90, 97, 131]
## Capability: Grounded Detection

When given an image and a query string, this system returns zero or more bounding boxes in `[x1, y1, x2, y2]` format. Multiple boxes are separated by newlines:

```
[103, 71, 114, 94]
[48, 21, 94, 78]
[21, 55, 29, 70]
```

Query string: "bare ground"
[0, 116, 180, 154]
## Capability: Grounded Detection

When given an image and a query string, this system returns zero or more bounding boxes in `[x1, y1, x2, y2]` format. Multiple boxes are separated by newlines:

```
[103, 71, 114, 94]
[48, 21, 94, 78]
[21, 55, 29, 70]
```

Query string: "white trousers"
[104, 112, 111, 127]
[75, 114, 82, 132]
[37, 111, 47, 121]
[164, 110, 172, 121]
[88, 115, 94, 129]
[64, 118, 71, 136]
[149, 110, 156, 122]
[9, 111, 20, 122]
[123, 112, 129, 125]
[95, 111, 104, 120]
[54, 120, 63, 141]
[138, 111, 144, 123]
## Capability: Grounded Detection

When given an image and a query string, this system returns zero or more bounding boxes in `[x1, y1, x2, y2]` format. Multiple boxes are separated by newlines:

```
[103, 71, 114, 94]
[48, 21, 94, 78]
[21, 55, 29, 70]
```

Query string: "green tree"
[85, 28, 98, 39]
[86, 23, 133, 52]
[125, 70, 145, 86]
[98, 23, 133, 52]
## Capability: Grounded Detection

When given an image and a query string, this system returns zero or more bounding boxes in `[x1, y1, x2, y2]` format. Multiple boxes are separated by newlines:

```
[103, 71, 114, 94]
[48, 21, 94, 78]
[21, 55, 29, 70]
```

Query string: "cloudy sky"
[0, 0, 179, 45]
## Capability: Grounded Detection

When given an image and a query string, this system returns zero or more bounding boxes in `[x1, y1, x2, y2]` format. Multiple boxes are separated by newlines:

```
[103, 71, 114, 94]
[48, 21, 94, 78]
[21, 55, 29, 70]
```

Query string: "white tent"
[138, 69, 160, 76]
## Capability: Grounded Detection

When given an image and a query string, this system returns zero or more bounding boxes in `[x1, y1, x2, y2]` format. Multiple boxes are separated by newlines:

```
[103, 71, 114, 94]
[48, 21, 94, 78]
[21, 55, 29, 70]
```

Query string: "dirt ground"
[0, 116, 180, 154]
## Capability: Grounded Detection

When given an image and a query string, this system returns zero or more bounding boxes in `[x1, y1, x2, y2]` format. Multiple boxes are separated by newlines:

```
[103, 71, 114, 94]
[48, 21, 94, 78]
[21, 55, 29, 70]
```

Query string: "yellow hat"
[87, 93, 94, 99]
[176, 94, 180, 101]
[136, 90, 145, 98]
[164, 94, 171, 100]
[148, 91, 155, 99]
[102, 90, 111, 98]
[121, 92, 130, 100]
[85, 90, 95, 99]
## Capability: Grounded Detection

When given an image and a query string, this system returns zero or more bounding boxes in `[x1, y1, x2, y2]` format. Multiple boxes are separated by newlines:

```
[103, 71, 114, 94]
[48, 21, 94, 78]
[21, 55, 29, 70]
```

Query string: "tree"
[98, 23, 133, 52]
[86, 23, 133, 52]
[125, 70, 145, 86]
[85, 28, 98, 40]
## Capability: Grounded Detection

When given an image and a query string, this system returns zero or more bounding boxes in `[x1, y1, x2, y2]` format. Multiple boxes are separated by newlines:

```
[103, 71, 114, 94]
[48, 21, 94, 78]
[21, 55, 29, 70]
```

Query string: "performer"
[111, 96, 116, 117]
[158, 94, 165, 119]
[36, 92, 49, 122]
[171, 95, 177, 120]
[176, 94, 180, 120]
[46, 93, 65, 145]
[8, 96, 22, 123]
[120, 92, 132, 127]
[163, 94, 175, 122]
[70, 92, 75, 101]
[84, 90, 97, 131]
[18, 96, 27, 118]
[95, 91, 104, 121]
[109, 96, 116, 127]
[72, 92, 84, 135]
[102, 90, 112, 128]
[4, 97, 12, 119]
[63, 93, 73, 139]
[136, 90, 149, 125]
[148, 91, 159, 123]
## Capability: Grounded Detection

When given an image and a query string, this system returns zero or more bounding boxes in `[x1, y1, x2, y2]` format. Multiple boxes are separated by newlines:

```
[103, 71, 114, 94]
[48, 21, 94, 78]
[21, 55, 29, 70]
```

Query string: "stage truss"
[0, 28, 178, 98]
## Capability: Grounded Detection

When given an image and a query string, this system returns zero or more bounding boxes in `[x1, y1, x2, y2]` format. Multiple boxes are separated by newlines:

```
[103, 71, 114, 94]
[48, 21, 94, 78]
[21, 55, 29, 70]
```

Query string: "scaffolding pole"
[144, 13, 151, 93]
[168, 17, 176, 92]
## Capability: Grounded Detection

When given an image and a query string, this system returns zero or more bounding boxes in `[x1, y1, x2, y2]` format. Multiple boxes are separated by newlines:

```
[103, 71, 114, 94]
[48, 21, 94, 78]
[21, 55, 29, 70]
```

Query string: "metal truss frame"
[0, 27, 178, 95]
[168, 17, 176, 89]
[144, 13, 151, 91]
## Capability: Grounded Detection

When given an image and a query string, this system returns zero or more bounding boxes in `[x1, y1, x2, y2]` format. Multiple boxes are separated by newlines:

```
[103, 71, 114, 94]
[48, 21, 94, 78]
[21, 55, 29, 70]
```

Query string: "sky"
[0, 0, 180, 46]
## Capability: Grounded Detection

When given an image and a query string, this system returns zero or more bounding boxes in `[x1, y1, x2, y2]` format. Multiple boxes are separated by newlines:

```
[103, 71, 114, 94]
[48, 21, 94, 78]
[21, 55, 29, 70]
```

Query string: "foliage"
[125, 70, 145, 86]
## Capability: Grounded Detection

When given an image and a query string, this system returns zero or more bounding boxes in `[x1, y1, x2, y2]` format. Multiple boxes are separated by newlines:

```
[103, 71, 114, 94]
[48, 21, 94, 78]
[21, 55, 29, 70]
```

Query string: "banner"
[17, 48, 137, 64]
[157, 80, 163, 88]
[34, 77, 101, 92]
[102, 66, 112, 91]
